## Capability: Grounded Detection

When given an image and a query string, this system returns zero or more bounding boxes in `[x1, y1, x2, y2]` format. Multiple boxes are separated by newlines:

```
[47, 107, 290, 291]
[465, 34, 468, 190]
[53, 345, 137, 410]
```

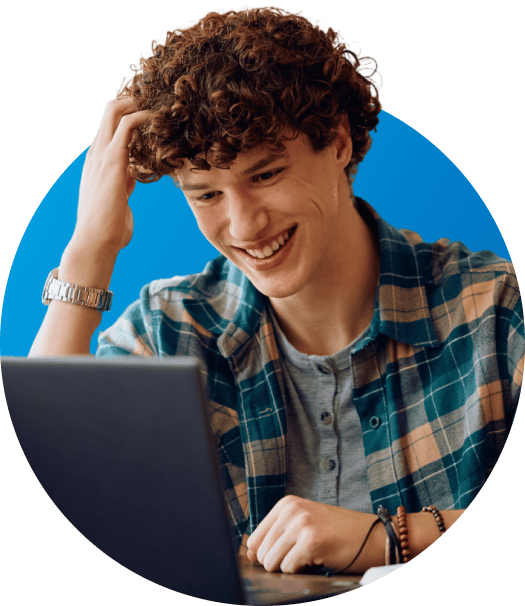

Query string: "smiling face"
[176, 125, 356, 300]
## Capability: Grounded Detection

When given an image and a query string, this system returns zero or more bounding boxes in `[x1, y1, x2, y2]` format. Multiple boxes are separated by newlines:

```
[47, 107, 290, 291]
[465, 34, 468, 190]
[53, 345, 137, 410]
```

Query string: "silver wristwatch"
[42, 268, 113, 312]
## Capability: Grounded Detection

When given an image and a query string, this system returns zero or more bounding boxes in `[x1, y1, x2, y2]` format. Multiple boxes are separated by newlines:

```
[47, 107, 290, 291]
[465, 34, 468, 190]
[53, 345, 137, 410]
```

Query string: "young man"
[31, 8, 523, 575]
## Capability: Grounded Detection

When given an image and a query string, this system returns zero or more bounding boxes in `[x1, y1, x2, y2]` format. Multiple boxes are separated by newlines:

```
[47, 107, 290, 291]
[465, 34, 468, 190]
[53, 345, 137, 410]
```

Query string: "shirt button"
[324, 459, 336, 471]
[320, 412, 332, 425]
[369, 416, 382, 429]
[317, 365, 330, 374]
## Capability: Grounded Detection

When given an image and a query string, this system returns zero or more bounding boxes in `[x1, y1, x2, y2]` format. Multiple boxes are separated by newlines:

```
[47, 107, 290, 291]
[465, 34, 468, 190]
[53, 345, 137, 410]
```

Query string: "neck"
[269, 198, 379, 356]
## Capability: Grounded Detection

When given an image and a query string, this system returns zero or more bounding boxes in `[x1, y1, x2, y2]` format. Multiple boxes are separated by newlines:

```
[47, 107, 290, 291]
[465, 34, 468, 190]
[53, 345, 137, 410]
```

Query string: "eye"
[191, 167, 284, 203]
[255, 168, 283, 182]
[196, 192, 217, 201]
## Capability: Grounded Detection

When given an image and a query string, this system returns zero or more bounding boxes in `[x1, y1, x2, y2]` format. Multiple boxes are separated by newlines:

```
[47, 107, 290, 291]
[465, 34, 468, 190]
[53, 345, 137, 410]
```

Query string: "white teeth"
[245, 228, 294, 259]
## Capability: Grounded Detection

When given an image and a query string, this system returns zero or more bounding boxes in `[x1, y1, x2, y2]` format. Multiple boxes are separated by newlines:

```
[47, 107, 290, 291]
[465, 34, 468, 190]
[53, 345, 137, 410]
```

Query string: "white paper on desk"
[360, 564, 404, 585]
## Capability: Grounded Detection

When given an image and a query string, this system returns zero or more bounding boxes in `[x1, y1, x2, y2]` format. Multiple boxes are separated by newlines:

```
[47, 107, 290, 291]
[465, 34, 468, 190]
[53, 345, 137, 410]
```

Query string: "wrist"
[391, 512, 438, 560]
[391, 509, 464, 559]
[344, 513, 386, 574]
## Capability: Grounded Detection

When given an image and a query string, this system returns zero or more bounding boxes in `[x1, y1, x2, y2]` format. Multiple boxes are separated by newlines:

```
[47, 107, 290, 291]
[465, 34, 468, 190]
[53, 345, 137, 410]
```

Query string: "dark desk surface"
[239, 556, 362, 601]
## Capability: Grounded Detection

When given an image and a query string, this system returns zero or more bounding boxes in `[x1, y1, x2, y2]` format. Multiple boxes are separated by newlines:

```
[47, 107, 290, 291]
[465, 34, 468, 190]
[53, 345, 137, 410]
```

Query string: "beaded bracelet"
[421, 505, 446, 535]
[396, 505, 411, 563]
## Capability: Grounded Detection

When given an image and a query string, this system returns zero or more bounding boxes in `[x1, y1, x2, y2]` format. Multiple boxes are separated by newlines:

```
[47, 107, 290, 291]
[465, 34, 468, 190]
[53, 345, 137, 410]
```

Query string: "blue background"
[0, 111, 510, 356]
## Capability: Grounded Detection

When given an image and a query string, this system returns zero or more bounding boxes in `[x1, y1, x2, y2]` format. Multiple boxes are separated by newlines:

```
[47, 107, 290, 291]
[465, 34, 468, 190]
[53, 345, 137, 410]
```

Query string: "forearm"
[399, 509, 464, 560]
[246, 495, 467, 574]
[30, 99, 148, 358]
[29, 243, 118, 357]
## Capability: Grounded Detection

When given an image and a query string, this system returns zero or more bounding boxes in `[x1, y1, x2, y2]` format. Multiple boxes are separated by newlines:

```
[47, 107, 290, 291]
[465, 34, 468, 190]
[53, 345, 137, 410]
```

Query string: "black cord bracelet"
[377, 505, 402, 564]
[320, 517, 382, 577]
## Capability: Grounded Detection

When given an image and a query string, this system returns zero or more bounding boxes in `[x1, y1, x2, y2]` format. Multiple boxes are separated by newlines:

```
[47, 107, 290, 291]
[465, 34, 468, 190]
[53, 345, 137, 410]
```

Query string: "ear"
[332, 113, 353, 166]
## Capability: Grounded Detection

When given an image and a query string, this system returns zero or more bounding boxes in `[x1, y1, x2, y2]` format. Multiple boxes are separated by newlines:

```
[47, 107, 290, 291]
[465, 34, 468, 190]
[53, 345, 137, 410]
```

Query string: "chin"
[249, 273, 306, 300]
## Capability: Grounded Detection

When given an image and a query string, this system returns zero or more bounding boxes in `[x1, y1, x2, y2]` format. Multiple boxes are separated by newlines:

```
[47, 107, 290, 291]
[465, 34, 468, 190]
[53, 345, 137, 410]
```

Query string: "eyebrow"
[179, 152, 287, 192]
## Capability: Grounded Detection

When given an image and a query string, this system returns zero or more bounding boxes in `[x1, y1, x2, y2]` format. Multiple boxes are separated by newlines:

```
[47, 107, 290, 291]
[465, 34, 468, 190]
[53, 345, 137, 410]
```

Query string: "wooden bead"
[396, 505, 411, 563]
[421, 505, 446, 535]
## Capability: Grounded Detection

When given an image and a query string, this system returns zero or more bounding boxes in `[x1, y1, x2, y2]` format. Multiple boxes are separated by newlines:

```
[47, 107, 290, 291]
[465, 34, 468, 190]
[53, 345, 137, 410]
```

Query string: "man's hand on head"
[245, 495, 380, 574]
[72, 98, 150, 258]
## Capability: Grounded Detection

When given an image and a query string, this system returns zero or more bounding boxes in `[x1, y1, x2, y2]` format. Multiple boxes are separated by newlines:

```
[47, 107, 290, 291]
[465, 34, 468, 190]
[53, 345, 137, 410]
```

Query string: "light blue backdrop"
[1, 111, 510, 356]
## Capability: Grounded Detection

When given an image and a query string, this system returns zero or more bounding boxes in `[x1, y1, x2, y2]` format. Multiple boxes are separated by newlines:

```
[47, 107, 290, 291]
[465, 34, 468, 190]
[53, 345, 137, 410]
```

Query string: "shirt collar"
[356, 198, 440, 349]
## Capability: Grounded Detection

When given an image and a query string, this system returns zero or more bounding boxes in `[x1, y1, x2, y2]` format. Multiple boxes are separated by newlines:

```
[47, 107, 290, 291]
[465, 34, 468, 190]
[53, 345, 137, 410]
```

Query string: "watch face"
[104, 291, 113, 312]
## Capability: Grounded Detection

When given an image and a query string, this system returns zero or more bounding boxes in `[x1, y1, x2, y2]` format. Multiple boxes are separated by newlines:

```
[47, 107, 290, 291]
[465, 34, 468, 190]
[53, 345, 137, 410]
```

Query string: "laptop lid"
[2, 356, 245, 604]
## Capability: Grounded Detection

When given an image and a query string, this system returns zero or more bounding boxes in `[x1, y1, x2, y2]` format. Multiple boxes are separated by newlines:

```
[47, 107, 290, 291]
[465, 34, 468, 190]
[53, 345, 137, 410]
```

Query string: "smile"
[244, 228, 295, 259]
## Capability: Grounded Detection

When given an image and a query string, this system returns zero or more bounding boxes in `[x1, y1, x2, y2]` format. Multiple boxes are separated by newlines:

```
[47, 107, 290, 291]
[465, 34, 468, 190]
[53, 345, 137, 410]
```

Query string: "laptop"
[2, 356, 360, 604]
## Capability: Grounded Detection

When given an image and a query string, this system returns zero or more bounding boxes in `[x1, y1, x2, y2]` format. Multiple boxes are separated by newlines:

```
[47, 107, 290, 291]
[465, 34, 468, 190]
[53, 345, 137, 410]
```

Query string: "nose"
[227, 189, 269, 242]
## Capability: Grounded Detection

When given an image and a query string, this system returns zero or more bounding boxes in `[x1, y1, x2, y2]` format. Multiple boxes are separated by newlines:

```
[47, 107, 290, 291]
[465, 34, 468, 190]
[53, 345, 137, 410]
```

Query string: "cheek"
[285, 176, 336, 217]
[282, 176, 317, 200]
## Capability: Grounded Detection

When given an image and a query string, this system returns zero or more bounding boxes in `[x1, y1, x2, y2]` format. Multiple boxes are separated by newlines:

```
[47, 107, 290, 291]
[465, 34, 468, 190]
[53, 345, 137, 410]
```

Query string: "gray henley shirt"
[269, 307, 374, 513]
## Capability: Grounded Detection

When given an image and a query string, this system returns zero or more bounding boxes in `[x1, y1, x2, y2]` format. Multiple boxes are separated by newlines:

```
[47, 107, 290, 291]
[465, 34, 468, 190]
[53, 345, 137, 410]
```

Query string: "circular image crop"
[0, 7, 525, 604]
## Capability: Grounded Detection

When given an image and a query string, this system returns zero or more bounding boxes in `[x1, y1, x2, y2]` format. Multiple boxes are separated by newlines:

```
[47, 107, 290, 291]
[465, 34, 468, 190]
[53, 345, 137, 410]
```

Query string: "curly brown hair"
[121, 7, 381, 183]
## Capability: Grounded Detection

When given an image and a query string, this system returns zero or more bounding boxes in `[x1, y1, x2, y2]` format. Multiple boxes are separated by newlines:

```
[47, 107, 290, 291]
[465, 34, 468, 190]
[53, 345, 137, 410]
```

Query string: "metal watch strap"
[42, 268, 113, 312]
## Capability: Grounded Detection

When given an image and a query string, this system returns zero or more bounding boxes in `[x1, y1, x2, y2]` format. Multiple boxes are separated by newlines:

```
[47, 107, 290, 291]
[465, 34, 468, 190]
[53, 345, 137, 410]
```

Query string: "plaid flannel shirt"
[97, 199, 523, 544]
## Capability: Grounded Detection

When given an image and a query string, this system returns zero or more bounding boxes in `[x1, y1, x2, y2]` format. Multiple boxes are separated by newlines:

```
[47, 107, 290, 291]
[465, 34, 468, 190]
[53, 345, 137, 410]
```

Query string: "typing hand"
[246, 495, 378, 574]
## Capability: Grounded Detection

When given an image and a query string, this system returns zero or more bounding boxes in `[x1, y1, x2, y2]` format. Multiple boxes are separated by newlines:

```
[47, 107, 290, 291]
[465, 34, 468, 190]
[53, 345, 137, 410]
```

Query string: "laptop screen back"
[2, 356, 244, 604]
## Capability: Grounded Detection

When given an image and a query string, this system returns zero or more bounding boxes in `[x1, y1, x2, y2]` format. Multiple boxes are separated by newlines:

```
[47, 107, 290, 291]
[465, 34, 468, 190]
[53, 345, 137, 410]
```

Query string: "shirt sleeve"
[507, 292, 524, 417]
[96, 284, 158, 358]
